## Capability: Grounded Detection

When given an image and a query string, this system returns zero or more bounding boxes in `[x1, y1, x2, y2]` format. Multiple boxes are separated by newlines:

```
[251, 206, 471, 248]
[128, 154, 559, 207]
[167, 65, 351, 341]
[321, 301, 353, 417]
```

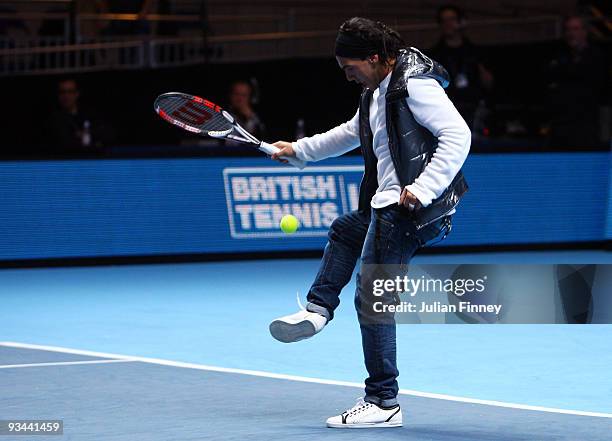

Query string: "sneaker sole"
[269, 319, 316, 343]
[326, 421, 402, 429]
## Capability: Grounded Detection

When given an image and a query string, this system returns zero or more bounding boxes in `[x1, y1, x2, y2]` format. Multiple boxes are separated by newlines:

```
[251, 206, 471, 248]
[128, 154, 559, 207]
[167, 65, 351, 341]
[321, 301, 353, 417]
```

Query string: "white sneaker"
[269, 296, 327, 343]
[326, 397, 402, 429]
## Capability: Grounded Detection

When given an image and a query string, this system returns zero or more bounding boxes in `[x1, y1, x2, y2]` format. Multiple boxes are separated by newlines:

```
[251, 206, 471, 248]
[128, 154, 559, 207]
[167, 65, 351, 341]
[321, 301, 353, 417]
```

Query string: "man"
[428, 5, 493, 128]
[543, 15, 608, 147]
[269, 17, 471, 428]
[44, 79, 113, 155]
[228, 80, 266, 140]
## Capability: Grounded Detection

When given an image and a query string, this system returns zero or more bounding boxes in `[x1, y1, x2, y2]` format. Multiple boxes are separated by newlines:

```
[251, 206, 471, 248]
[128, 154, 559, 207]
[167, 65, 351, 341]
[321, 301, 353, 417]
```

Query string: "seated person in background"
[542, 15, 609, 148]
[44, 79, 113, 155]
[428, 4, 494, 129]
[227, 80, 266, 140]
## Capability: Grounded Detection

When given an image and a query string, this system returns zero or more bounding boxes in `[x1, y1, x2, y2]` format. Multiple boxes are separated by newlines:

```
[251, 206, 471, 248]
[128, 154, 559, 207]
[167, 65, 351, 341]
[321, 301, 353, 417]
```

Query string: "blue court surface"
[1, 250, 611, 440]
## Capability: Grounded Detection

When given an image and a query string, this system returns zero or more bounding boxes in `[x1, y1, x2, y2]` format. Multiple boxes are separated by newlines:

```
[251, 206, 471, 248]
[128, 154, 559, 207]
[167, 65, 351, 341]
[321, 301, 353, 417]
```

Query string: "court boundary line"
[0, 359, 134, 369]
[1, 341, 611, 419]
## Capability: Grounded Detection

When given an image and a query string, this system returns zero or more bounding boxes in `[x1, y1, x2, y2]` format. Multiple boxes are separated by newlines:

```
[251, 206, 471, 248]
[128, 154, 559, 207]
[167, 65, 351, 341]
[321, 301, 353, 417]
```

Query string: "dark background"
[3, 40, 607, 156]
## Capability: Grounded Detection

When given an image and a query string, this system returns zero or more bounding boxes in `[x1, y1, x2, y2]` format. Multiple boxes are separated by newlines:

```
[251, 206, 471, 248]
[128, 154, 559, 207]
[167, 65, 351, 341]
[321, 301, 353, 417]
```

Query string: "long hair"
[339, 17, 405, 64]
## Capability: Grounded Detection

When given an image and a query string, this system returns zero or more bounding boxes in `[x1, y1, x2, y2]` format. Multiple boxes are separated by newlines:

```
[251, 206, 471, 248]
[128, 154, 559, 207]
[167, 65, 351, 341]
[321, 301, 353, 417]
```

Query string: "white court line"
[0, 359, 134, 369]
[1, 341, 611, 419]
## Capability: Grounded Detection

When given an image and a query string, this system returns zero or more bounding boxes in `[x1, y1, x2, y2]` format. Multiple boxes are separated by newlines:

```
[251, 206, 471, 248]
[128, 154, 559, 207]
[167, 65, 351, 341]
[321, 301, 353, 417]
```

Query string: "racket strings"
[158, 97, 232, 134]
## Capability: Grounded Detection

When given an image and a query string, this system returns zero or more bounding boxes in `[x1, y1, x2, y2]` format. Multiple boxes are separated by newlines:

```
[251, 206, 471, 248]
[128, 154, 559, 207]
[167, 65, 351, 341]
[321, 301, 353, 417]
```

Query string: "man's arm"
[402, 77, 471, 208]
[272, 110, 360, 163]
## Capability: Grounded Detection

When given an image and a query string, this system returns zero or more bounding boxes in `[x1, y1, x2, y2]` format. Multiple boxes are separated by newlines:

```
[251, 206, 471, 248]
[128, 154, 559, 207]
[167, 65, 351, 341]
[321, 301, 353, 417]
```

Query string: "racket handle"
[259, 141, 306, 169]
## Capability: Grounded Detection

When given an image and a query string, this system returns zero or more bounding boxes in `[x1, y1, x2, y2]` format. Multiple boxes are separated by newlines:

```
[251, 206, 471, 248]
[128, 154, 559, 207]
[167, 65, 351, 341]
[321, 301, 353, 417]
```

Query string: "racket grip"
[259, 141, 306, 169]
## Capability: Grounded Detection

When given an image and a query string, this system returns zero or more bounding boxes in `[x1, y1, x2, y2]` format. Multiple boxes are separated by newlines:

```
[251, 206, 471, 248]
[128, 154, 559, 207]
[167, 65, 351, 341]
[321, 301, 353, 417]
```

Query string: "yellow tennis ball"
[280, 214, 299, 234]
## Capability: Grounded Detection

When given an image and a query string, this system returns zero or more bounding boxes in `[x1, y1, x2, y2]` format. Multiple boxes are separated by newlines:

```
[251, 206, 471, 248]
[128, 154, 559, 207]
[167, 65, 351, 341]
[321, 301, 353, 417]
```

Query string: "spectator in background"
[44, 79, 113, 155]
[542, 15, 609, 147]
[228, 80, 266, 139]
[428, 5, 494, 129]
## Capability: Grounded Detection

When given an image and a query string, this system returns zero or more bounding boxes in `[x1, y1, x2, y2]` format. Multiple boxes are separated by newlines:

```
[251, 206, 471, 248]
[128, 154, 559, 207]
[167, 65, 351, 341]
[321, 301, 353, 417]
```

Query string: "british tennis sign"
[223, 166, 364, 238]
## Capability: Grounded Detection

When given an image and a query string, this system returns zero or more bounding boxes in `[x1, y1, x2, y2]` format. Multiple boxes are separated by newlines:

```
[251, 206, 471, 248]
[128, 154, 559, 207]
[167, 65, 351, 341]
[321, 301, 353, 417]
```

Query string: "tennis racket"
[154, 92, 306, 169]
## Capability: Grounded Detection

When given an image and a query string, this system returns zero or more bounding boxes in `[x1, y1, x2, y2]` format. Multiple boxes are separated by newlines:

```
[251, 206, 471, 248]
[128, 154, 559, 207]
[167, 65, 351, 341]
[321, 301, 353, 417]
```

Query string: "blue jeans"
[306, 205, 449, 407]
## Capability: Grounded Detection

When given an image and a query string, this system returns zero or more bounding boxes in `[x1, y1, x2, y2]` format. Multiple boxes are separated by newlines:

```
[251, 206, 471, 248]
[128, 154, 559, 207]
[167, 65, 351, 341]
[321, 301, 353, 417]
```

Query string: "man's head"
[335, 17, 404, 90]
[57, 79, 79, 113]
[563, 16, 588, 51]
[229, 80, 253, 110]
[437, 5, 464, 39]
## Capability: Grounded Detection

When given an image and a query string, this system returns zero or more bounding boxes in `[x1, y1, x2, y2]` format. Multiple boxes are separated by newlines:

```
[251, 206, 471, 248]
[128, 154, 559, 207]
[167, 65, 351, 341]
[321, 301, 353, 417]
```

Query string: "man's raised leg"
[269, 210, 369, 343]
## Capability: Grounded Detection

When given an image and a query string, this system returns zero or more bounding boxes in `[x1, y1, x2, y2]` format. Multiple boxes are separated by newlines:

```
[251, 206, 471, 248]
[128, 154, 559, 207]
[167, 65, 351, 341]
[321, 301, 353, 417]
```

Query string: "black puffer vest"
[358, 47, 468, 230]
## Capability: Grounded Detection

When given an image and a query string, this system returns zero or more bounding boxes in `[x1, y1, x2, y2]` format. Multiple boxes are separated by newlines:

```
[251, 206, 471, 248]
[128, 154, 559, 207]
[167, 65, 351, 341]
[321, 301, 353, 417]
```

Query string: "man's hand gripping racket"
[154, 92, 306, 169]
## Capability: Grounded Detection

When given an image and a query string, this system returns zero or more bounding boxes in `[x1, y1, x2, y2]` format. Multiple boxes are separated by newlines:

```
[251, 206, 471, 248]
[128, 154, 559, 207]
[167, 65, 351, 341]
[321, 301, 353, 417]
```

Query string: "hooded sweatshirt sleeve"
[404, 77, 471, 207]
[291, 110, 360, 162]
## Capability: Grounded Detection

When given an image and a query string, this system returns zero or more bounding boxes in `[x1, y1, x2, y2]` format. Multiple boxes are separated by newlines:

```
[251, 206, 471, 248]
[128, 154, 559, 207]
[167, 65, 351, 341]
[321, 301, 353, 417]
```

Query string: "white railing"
[151, 15, 563, 66]
[0, 40, 143, 75]
[0, 14, 563, 75]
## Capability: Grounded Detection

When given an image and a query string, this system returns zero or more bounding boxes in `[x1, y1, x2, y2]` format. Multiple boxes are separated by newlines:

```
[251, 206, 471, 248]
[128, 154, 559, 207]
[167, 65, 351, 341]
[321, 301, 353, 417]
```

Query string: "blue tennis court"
[2, 252, 611, 440]
[2, 344, 611, 441]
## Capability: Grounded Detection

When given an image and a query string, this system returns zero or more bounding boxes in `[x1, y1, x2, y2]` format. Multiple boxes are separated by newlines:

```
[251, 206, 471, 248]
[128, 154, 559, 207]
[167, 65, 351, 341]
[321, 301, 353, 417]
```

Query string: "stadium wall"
[0, 151, 609, 261]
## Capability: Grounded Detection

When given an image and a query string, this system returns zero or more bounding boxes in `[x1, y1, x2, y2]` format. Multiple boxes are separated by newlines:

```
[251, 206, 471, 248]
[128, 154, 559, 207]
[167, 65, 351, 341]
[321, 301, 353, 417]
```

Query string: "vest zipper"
[415, 207, 455, 230]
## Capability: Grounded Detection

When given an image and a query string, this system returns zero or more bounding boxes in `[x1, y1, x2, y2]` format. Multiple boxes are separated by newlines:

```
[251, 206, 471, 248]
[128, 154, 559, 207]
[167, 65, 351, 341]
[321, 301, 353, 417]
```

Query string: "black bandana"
[334, 31, 379, 59]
